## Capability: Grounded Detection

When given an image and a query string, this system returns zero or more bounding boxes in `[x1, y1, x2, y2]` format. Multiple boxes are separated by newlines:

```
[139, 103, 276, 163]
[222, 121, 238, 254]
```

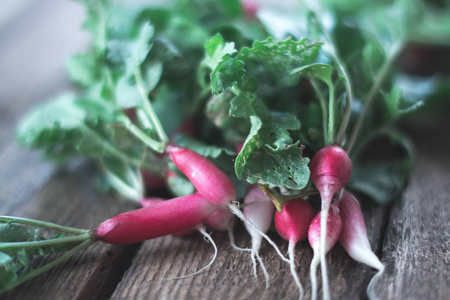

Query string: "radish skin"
[167, 146, 236, 207]
[309, 145, 351, 300]
[274, 197, 316, 300]
[338, 190, 385, 299]
[95, 193, 217, 244]
[139, 198, 195, 236]
[243, 185, 275, 288]
[338, 191, 383, 270]
[308, 205, 342, 300]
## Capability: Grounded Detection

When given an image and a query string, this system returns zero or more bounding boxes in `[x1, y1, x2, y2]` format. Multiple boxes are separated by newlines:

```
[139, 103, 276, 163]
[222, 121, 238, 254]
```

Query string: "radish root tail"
[164, 225, 217, 280]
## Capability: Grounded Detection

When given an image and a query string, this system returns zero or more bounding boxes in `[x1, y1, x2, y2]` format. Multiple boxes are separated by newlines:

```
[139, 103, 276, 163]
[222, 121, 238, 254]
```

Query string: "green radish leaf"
[211, 56, 245, 94]
[0, 252, 17, 287]
[65, 53, 100, 87]
[348, 129, 414, 205]
[231, 94, 309, 189]
[174, 134, 235, 158]
[237, 37, 322, 87]
[203, 34, 237, 71]
[166, 171, 196, 197]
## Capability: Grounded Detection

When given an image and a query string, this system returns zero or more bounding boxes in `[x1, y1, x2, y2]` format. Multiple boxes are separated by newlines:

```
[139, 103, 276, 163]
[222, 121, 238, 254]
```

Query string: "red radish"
[204, 209, 235, 232]
[167, 146, 287, 262]
[139, 197, 195, 236]
[242, 185, 276, 288]
[309, 145, 351, 300]
[167, 146, 236, 207]
[274, 197, 316, 300]
[95, 193, 217, 244]
[338, 190, 384, 299]
[308, 204, 342, 300]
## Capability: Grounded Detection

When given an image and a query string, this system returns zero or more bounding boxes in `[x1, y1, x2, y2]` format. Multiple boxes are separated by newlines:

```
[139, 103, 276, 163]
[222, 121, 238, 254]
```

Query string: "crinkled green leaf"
[348, 130, 414, 204]
[106, 22, 154, 74]
[0, 252, 17, 287]
[16, 93, 87, 148]
[237, 37, 322, 87]
[291, 63, 333, 85]
[203, 34, 237, 71]
[211, 56, 245, 94]
[174, 134, 235, 158]
[65, 53, 99, 87]
[231, 94, 308, 189]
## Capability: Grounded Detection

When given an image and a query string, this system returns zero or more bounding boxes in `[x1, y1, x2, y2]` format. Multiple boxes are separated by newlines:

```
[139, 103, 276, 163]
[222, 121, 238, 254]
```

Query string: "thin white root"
[229, 204, 289, 263]
[255, 250, 270, 289]
[310, 253, 320, 300]
[164, 225, 217, 280]
[228, 228, 251, 252]
[288, 240, 304, 300]
[367, 266, 385, 300]
[320, 203, 331, 300]
[251, 250, 258, 278]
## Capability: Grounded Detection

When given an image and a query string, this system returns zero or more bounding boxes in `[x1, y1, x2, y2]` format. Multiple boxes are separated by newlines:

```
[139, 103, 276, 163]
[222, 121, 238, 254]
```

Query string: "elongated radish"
[338, 190, 383, 270]
[94, 193, 217, 244]
[242, 185, 275, 288]
[139, 197, 195, 236]
[167, 146, 288, 262]
[166, 146, 236, 207]
[308, 204, 342, 300]
[309, 145, 351, 300]
[274, 197, 316, 300]
[338, 190, 384, 299]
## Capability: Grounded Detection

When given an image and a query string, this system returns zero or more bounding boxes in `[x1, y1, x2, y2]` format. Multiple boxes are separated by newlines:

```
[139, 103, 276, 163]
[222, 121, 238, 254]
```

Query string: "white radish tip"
[165, 144, 182, 153]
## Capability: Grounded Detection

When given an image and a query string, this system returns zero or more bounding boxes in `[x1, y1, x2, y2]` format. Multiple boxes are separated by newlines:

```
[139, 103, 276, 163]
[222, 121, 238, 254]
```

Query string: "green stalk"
[309, 10, 353, 145]
[311, 80, 329, 144]
[80, 125, 156, 171]
[0, 233, 92, 250]
[0, 239, 95, 294]
[327, 81, 336, 145]
[346, 40, 404, 154]
[134, 69, 168, 152]
[116, 115, 164, 153]
[0, 217, 89, 235]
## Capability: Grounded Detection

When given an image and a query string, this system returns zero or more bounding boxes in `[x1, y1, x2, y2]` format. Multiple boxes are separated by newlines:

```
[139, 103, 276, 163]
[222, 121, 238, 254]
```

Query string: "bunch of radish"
[0, 144, 385, 298]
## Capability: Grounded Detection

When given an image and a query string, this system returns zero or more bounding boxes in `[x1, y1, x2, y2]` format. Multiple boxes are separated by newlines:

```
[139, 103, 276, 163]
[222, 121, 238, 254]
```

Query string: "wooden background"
[0, 1, 449, 299]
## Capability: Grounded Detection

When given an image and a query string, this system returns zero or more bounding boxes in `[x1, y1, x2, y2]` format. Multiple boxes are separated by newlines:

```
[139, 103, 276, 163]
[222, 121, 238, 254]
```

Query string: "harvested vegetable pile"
[1, 0, 450, 299]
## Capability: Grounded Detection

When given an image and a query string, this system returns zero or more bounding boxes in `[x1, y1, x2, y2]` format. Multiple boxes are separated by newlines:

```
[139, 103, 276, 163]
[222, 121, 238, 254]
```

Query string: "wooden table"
[1, 1, 449, 299]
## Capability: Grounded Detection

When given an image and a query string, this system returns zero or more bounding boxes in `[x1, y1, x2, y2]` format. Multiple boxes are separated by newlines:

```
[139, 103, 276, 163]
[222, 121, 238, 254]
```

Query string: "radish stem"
[0, 216, 89, 235]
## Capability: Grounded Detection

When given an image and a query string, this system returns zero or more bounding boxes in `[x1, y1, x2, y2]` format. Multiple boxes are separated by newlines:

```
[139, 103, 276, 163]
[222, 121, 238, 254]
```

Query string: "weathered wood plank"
[371, 121, 450, 300]
[0, 1, 141, 299]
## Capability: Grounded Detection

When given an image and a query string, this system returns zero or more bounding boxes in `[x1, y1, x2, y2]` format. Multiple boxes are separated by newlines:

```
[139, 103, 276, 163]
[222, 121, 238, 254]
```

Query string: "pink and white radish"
[167, 146, 288, 262]
[166, 145, 236, 207]
[94, 193, 217, 244]
[338, 190, 384, 298]
[274, 197, 316, 300]
[309, 145, 351, 300]
[242, 185, 276, 288]
[308, 204, 342, 300]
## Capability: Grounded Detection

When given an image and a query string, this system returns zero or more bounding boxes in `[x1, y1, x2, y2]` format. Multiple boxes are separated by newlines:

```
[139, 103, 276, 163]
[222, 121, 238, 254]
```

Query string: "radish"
[94, 193, 217, 244]
[338, 190, 384, 298]
[309, 145, 351, 300]
[166, 146, 236, 207]
[167, 146, 288, 262]
[308, 204, 342, 300]
[242, 185, 276, 288]
[274, 197, 316, 300]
